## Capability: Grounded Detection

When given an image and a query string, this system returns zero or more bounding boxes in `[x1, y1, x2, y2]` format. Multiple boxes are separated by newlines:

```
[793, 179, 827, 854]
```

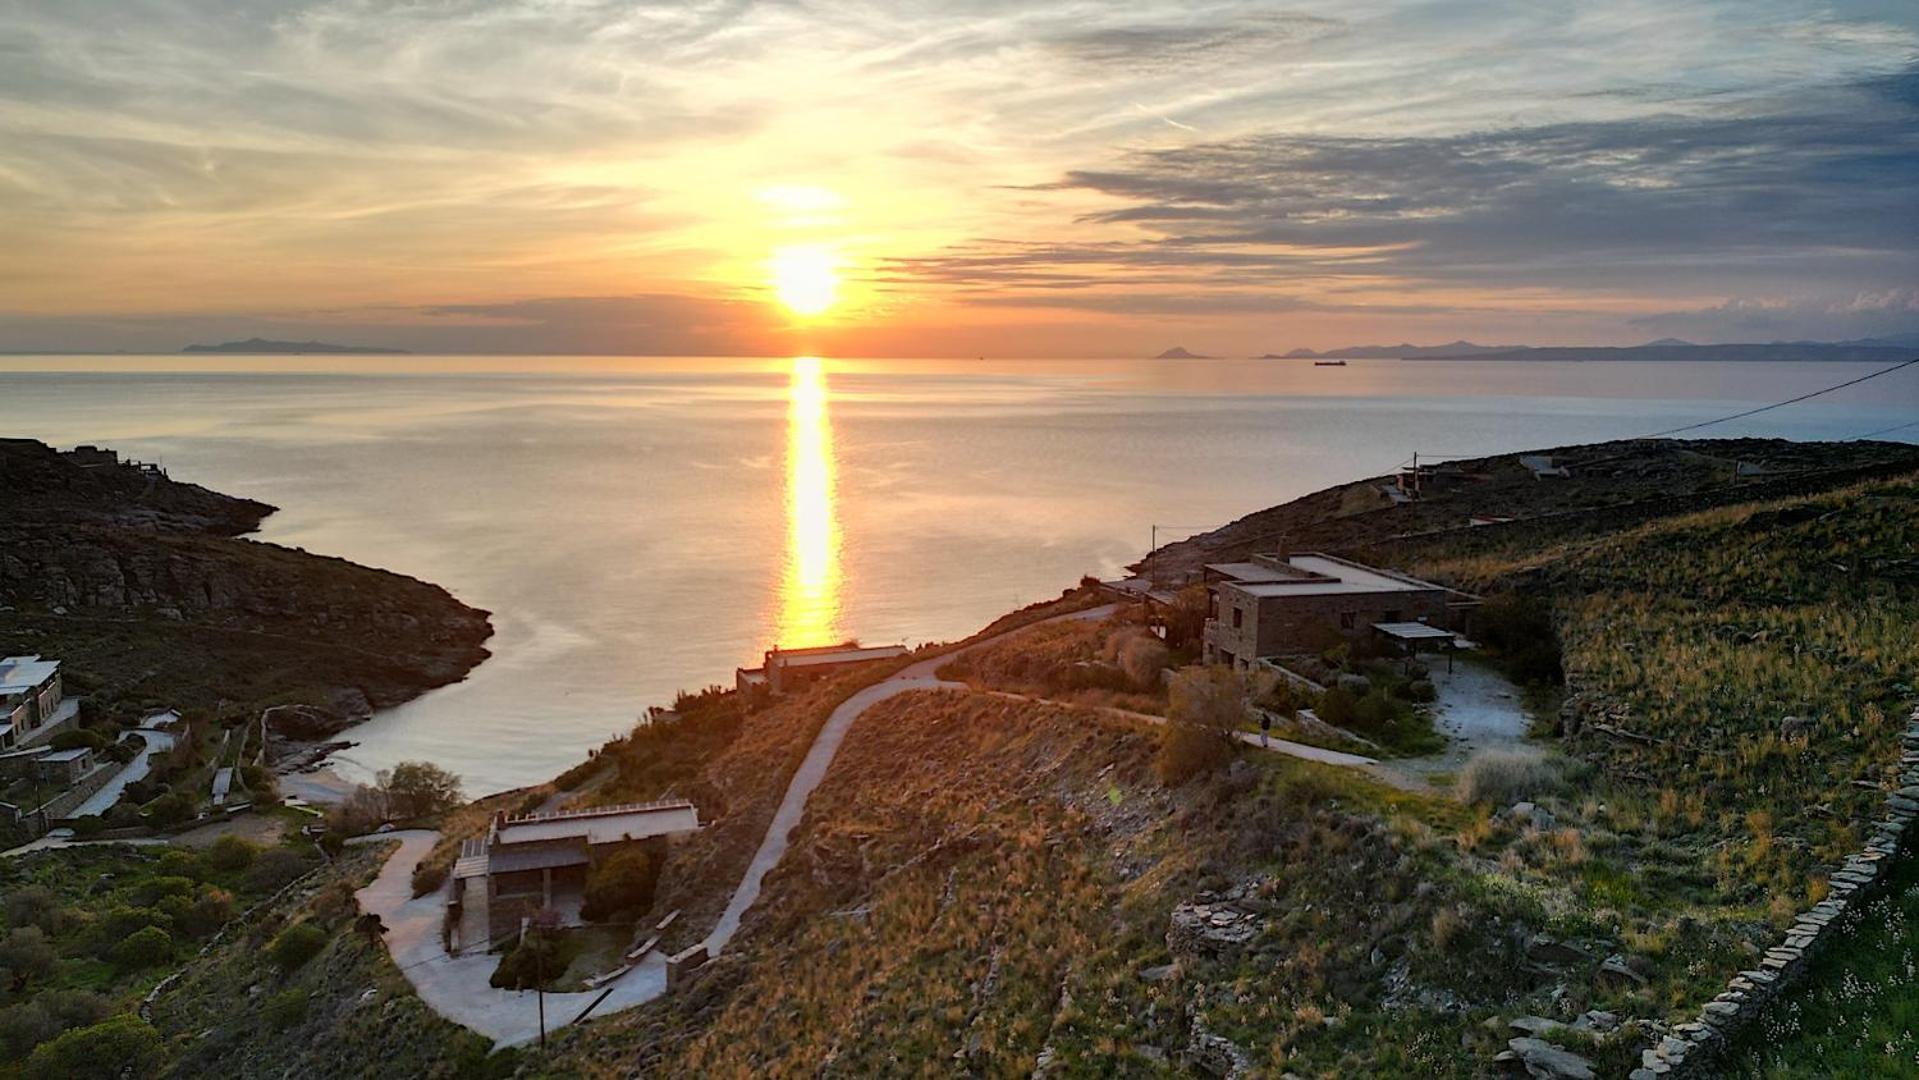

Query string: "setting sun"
[770, 245, 840, 318]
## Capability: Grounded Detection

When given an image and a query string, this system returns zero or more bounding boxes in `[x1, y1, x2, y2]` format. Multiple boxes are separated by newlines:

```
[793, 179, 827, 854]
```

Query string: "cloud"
[888, 65, 1919, 323]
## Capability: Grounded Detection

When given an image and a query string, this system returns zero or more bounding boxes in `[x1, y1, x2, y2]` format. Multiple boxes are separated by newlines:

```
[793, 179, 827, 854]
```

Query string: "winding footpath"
[351, 601, 1402, 1045]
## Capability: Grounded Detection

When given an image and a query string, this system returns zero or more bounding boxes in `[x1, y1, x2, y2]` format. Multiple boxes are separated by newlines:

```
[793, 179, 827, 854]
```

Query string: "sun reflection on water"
[775, 356, 842, 647]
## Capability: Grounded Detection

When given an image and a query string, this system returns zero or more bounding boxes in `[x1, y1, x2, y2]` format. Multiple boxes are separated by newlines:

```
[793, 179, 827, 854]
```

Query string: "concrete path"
[68, 726, 177, 819]
[706, 603, 1119, 954]
[350, 830, 669, 1048]
[350, 603, 1120, 1044]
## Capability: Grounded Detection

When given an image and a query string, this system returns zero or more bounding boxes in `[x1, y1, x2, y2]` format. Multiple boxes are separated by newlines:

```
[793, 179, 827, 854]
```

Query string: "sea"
[2, 355, 1914, 795]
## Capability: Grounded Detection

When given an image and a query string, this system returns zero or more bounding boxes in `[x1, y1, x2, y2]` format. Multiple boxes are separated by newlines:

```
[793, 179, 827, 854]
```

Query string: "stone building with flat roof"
[1201, 553, 1470, 668]
[735, 642, 910, 701]
[0, 656, 78, 751]
[449, 800, 702, 952]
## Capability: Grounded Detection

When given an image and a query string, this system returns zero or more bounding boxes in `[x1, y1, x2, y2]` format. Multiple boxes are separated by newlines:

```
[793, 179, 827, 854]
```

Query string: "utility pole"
[537, 938, 546, 1051]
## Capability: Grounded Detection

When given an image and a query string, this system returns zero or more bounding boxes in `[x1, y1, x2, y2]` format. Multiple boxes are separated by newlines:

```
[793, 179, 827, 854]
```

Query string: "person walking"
[1258, 711, 1272, 748]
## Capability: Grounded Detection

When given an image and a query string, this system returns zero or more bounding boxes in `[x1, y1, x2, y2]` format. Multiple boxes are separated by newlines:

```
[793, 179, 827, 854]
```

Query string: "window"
[1339, 611, 1356, 631]
[1231, 606, 1243, 629]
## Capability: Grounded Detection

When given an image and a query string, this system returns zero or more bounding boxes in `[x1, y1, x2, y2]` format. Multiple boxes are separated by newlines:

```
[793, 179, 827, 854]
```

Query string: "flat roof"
[37, 747, 91, 762]
[1374, 622, 1457, 641]
[1204, 561, 1302, 583]
[497, 799, 700, 846]
[0, 656, 58, 694]
[1224, 555, 1438, 598]
[772, 644, 909, 668]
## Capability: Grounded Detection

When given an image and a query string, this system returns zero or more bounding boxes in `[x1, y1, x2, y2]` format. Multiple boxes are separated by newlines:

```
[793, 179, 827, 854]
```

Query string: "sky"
[1, 0, 1915, 357]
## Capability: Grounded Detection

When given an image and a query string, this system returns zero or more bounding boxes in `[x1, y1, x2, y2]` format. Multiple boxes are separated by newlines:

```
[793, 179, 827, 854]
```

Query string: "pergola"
[1372, 621, 1462, 671]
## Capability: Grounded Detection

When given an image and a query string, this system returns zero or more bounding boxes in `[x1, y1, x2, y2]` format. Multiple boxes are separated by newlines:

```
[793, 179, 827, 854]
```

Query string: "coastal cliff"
[0, 438, 491, 724]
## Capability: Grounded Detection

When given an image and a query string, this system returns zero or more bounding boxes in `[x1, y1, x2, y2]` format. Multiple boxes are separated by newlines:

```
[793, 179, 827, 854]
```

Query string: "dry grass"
[1456, 749, 1562, 806]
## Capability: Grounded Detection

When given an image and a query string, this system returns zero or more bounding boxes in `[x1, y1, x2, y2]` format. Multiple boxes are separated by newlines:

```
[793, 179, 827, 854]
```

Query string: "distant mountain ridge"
[183, 337, 409, 355]
[1153, 346, 1216, 359]
[1275, 336, 1919, 362]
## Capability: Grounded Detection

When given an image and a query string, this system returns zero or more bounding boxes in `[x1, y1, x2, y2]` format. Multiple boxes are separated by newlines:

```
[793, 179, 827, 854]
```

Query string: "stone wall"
[1625, 706, 1919, 1079]
[40, 759, 118, 820]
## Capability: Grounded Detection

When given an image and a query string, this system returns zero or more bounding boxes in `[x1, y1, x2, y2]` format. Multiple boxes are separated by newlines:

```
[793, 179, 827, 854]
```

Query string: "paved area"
[68, 725, 177, 819]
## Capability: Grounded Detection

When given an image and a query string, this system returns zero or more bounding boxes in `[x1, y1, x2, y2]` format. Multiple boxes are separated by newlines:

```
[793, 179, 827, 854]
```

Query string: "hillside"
[0, 438, 491, 724]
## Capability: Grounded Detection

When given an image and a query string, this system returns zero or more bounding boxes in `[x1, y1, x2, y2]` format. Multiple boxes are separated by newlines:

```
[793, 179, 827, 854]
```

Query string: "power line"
[1847, 418, 1919, 441]
[1638, 356, 1919, 439]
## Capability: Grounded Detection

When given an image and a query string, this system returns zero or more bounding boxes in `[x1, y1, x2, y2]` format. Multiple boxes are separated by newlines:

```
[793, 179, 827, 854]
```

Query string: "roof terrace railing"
[500, 798, 697, 827]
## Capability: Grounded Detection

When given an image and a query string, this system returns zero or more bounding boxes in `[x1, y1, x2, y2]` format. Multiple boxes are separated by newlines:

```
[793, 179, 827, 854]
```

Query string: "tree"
[489, 913, 576, 991]
[581, 848, 658, 922]
[269, 922, 327, 972]
[143, 792, 195, 827]
[0, 928, 55, 986]
[380, 761, 464, 819]
[1116, 633, 1171, 691]
[23, 1015, 166, 1080]
[112, 926, 174, 970]
[1154, 666, 1251, 784]
[327, 783, 390, 836]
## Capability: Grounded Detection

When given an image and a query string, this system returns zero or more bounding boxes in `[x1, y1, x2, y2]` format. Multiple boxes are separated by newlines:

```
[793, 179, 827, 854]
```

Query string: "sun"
[770, 245, 840, 318]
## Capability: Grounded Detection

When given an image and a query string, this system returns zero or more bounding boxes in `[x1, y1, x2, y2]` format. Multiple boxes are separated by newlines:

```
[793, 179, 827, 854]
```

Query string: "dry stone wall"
[1625, 706, 1919, 1079]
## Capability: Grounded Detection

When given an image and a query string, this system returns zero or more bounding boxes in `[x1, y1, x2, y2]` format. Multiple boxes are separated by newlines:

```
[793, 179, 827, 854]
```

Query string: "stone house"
[449, 800, 702, 952]
[735, 642, 909, 701]
[1201, 552, 1468, 668]
[0, 656, 78, 750]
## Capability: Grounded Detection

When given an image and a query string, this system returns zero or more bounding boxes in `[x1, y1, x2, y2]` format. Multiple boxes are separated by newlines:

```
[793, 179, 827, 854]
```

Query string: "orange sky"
[1, 2, 1915, 355]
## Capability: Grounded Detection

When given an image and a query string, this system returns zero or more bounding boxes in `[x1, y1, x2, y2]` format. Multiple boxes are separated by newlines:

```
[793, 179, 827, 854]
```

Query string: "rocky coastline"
[0, 437, 492, 749]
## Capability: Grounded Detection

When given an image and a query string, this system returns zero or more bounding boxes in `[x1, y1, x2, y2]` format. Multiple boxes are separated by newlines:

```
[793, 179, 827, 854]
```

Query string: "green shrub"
[67, 815, 107, 839]
[111, 926, 173, 970]
[410, 858, 449, 898]
[0, 928, 56, 984]
[581, 848, 659, 922]
[489, 931, 580, 990]
[23, 1015, 165, 1080]
[269, 922, 327, 972]
[242, 849, 311, 895]
[263, 988, 309, 1031]
[203, 834, 256, 873]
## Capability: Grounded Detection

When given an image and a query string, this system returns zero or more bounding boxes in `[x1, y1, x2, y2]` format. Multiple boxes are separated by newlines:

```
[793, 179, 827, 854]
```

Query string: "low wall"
[1626, 706, 1919, 1078]
[41, 761, 119, 820]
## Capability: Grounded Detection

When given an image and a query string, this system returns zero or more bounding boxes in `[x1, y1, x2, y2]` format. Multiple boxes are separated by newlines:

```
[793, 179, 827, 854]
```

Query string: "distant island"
[182, 337, 410, 355]
[1153, 346, 1216, 360]
[1274, 335, 1918, 362]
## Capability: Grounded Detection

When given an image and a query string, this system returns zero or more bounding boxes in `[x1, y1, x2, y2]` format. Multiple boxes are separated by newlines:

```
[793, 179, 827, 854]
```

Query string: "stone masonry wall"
[1625, 706, 1919, 1079]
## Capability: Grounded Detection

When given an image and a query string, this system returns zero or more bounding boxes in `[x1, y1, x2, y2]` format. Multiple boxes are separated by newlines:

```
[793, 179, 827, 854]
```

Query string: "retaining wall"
[1626, 706, 1919, 1078]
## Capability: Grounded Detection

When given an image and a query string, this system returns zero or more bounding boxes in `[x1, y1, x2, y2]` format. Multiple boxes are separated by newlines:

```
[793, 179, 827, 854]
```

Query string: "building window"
[1339, 611, 1356, 631]
[1231, 607, 1243, 629]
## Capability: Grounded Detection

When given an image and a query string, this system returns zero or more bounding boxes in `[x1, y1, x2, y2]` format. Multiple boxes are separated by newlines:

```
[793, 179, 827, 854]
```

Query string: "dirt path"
[1370, 658, 1534, 792]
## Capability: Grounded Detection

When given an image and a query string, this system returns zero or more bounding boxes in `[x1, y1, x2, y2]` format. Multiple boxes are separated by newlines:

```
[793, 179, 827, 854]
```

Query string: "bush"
[112, 926, 173, 970]
[489, 929, 579, 990]
[204, 834, 257, 873]
[1115, 633, 1171, 691]
[143, 792, 195, 827]
[0, 992, 109, 1062]
[410, 858, 449, 898]
[1154, 667, 1248, 785]
[1457, 749, 1562, 805]
[1475, 593, 1564, 687]
[23, 1015, 166, 1080]
[4, 885, 62, 933]
[0, 928, 56, 984]
[67, 815, 107, 839]
[263, 988, 309, 1031]
[269, 922, 327, 972]
[243, 849, 311, 895]
[48, 730, 107, 753]
[581, 848, 658, 922]
[1317, 687, 1358, 727]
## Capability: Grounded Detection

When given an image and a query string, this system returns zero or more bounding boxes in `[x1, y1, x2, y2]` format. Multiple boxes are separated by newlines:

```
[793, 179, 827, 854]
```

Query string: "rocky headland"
[0, 437, 491, 734]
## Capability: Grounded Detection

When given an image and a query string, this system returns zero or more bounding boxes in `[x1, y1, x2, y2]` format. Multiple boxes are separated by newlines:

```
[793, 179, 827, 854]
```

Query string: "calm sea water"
[2, 355, 1914, 794]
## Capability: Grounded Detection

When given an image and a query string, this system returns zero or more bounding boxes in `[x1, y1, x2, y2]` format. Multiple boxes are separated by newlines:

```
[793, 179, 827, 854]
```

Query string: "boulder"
[1526, 934, 1590, 965]
[1506, 1037, 1596, 1079]
[1168, 901, 1262, 959]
